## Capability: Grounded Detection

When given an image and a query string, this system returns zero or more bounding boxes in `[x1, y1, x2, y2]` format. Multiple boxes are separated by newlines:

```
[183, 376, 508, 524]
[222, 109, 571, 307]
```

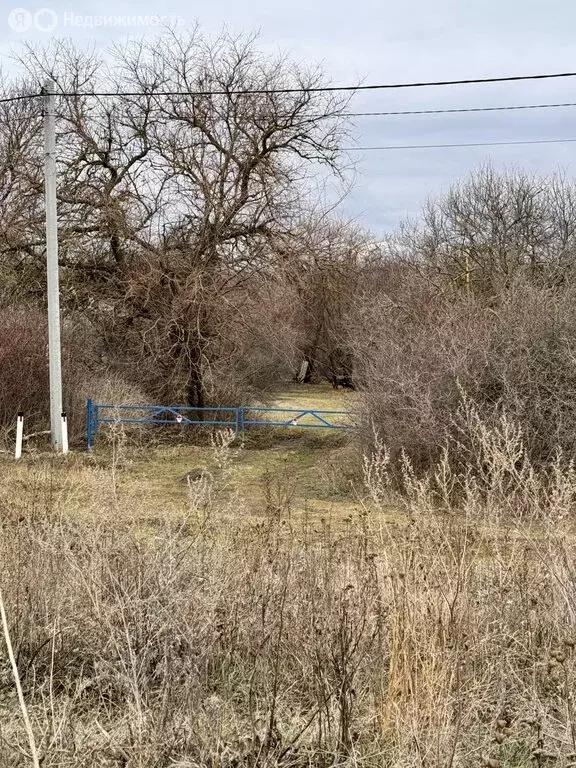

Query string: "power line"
[0, 92, 41, 104]
[345, 137, 576, 151]
[54, 70, 576, 97]
[345, 101, 576, 117]
[4, 94, 576, 118]
[2, 69, 576, 102]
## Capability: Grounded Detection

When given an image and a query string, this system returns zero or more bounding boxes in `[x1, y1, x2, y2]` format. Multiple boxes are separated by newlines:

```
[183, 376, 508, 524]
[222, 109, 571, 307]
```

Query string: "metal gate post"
[86, 398, 93, 452]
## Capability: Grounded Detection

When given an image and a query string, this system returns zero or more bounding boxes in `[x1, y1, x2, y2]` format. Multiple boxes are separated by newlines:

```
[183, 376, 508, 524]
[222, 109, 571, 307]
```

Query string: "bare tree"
[2, 30, 352, 408]
[0, 80, 44, 305]
[15, 41, 160, 316]
[399, 165, 576, 295]
[111, 29, 351, 407]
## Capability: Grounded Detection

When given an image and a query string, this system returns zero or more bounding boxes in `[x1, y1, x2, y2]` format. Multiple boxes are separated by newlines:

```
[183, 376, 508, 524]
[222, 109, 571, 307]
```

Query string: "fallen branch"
[23, 431, 51, 442]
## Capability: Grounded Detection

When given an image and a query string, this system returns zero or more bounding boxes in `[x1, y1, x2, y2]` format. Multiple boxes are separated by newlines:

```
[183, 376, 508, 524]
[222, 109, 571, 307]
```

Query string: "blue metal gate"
[86, 400, 355, 450]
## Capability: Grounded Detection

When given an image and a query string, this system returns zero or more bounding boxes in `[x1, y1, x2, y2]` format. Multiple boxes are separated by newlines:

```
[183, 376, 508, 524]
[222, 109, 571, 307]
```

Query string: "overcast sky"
[1, 0, 575, 235]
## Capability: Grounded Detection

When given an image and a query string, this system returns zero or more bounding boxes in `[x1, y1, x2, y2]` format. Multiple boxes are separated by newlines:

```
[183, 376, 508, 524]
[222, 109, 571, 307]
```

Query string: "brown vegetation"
[2, 415, 576, 766]
[351, 167, 576, 470]
[4, 28, 576, 768]
[0, 30, 356, 428]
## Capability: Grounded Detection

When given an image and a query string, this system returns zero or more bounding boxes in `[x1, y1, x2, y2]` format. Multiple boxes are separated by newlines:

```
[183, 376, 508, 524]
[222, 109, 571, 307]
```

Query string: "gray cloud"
[1, 0, 575, 234]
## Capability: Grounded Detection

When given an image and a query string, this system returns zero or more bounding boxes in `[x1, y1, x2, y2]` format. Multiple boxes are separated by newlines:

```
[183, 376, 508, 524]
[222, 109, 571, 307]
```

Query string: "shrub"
[0, 307, 49, 433]
[0, 307, 145, 446]
[352, 276, 576, 469]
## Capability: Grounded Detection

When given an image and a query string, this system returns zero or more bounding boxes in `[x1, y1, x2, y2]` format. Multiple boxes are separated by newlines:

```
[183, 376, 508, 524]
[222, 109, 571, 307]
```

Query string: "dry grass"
[271, 384, 355, 414]
[0, 384, 360, 525]
[2, 405, 576, 766]
[0, 436, 361, 526]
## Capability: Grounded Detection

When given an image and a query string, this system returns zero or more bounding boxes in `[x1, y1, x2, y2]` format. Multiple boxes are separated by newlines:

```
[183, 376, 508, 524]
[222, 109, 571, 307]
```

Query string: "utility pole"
[43, 79, 63, 450]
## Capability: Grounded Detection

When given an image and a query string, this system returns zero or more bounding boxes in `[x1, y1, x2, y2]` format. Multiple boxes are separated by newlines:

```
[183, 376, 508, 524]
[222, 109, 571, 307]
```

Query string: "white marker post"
[61, 413, 69, 455]
[15, 413, 24, 460]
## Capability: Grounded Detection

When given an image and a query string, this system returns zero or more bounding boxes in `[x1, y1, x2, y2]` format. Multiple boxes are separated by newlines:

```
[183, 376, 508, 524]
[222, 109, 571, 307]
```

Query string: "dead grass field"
[2, 391, 576, 767]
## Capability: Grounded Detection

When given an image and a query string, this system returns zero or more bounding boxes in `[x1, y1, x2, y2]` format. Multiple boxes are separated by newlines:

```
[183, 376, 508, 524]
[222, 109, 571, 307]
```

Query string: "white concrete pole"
[43, 79, 63, 450]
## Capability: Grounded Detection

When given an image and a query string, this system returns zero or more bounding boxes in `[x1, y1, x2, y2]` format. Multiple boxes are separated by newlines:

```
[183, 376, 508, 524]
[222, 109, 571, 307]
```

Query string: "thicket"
[0, 30, 358, 439]
[351, 167, 576, 470]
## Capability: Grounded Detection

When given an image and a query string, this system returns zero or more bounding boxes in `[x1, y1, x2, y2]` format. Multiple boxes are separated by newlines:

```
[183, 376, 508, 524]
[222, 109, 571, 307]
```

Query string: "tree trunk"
[186, 342, 205, 420]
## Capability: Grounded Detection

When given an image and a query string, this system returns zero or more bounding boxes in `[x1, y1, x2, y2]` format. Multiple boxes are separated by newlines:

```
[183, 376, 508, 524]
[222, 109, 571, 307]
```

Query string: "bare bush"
[0, 308, 49, 432]
[351, 271, 492, 468]
[0, 306, 146, 446]
[349, 167, 576, 471]
[352, 263, 576, 470]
